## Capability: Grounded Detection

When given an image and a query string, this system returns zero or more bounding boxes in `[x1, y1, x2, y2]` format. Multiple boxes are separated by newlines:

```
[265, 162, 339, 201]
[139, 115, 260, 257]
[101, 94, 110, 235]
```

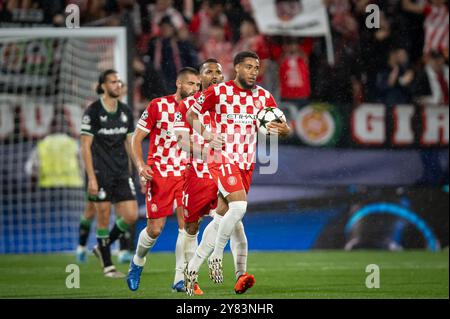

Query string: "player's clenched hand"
[88, 178, 99, 196]
[138, 164, 153, 181]
[267, 121, 291, 137]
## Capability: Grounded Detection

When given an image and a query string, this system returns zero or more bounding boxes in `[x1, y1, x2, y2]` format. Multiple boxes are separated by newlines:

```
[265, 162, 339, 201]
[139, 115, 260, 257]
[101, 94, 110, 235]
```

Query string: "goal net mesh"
[0, 31, 123, 253]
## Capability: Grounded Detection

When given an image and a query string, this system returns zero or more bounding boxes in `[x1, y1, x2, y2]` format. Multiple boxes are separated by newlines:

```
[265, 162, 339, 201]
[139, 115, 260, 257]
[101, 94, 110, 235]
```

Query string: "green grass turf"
[0, 250, 447, 299]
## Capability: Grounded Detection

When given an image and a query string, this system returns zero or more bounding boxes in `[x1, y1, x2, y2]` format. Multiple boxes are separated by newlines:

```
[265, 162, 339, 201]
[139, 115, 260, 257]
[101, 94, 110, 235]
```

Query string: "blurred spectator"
[376, 48, 415, 106]
[278, 37, 311, 107]
[0, 0, 65, 26]
[147, 0, 186, 37]
[145, 16, 198, 94]
[189, 0, 231, 49]
[232, 18, 270, 83]
[402, 0, 449, 60]
[360, 11, 395, 102]
[325, 0, 359, 40]
[312, 14, 363, 107]
[414, 50, 449, 105]
[200, 21, 233, 80]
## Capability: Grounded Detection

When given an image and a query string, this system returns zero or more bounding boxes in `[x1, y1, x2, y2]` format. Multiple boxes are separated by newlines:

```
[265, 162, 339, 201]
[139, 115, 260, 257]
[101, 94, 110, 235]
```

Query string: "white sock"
[184, 231, 198, 263]
[230, 221, 248, 279]
[133, 228, 157, 267]
[188, 214, 222, 273]
[174, 228, 186, 284]
[211, 201, 247, 259]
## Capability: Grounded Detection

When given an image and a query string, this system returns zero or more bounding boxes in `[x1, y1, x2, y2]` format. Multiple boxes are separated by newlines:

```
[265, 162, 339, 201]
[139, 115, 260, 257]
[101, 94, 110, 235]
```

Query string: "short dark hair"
[96, 69, 117, 95]
[233, 51, 259, 66]
[199, 58, 220, 72]
[177, 67, 199, 79]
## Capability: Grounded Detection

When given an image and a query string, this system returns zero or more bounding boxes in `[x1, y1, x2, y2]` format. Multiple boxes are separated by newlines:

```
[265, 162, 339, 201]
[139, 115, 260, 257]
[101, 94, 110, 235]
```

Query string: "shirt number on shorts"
[220, 164, 232, 176]
[182, 191, 189, 207]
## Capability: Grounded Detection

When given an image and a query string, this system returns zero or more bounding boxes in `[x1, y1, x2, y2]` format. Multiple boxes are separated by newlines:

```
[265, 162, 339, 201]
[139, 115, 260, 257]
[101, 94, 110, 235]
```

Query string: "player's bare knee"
[146, 223, 164, 238]
[185, 222, 199, 235]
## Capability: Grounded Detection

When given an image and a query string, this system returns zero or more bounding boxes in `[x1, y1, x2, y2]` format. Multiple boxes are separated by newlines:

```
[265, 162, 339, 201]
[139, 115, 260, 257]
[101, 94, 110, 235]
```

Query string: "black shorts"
[87, 173, 136, 204]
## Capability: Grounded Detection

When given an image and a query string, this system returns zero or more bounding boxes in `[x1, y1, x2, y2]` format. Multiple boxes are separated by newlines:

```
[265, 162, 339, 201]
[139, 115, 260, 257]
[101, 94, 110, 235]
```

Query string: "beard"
[180, 90, 193, 100]
[237, 77, 254, 90]
[108, 90, 121, 99]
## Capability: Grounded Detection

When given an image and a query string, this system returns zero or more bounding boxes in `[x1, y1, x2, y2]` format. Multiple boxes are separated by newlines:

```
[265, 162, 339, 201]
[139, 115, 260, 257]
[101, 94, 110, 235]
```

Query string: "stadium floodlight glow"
[344, 202, 440, 251]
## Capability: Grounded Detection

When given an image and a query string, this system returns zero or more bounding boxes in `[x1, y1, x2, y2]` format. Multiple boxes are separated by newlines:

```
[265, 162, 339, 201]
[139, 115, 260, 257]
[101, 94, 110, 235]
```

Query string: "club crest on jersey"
[121, 112, 128, 123]
[141, 110, 149, 120]
[100, 115, 107, 122]
[151, 203, 158, 213]
[254, 100, 262, 108]
[82, 115, 90, 124]
[227, 176, 237, 186]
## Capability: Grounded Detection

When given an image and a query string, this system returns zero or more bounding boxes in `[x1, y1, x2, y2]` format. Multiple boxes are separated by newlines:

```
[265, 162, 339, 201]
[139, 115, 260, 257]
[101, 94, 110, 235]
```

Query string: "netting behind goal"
[0, 28, 127, 253]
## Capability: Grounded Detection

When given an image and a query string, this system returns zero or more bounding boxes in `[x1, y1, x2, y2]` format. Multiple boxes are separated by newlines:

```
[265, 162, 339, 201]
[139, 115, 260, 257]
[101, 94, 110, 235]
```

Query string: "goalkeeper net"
[0, 28, 127, 253]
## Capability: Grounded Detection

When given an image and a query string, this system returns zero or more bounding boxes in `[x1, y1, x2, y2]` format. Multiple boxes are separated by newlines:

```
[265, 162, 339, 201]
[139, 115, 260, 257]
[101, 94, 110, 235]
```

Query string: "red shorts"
[145, 171, 184, 219]
[209, 163, 253, 197]
[183, 167, 218, 223]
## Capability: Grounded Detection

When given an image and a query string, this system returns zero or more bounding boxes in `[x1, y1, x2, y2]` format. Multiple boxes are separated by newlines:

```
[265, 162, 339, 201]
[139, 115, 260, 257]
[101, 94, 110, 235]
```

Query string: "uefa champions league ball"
[256, 107, 287, 135]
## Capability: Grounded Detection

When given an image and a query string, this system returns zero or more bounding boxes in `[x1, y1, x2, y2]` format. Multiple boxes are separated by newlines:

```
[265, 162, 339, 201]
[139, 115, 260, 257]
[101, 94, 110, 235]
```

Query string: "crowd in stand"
[1, 0, 448, 112]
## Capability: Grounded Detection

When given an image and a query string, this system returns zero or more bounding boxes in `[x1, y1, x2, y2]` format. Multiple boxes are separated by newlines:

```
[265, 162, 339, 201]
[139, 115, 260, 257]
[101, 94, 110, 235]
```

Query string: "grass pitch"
[0, 250, 447, 299]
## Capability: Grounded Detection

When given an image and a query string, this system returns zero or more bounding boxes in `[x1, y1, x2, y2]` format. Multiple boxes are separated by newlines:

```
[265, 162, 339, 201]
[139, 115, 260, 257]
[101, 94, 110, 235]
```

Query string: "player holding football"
[80, 69, 138, 278]
[174, 59, 255, 295]
[185, 51, 290, 284]
[127, 67, 201, 292]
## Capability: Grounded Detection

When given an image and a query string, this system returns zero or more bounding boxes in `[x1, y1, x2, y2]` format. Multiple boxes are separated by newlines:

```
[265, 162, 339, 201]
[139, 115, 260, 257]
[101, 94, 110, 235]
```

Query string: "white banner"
[250, 0, 334, 64]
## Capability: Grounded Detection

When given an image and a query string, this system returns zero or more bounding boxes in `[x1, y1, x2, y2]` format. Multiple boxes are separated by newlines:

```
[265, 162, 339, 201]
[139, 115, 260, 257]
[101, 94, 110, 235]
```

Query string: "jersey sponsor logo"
[97, 127, 128, 135]
[141, 110, 148, 120]
[120, 112, 128, 123]
[82, 115, 90, 124]
[224, 113, 257, 125]
[100, 115, 107, 122]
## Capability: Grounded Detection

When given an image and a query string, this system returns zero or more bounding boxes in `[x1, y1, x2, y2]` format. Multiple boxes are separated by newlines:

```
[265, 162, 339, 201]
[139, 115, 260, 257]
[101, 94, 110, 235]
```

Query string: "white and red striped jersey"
[137, 95, 187, 177]
[192, 80, 277, 171]
[423, 3, 449, 55]
[174, 92, 213, 179]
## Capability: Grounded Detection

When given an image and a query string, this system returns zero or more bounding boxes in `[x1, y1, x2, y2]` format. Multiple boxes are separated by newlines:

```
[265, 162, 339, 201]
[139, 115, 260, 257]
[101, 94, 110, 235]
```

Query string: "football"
[256, 107, 287, 135]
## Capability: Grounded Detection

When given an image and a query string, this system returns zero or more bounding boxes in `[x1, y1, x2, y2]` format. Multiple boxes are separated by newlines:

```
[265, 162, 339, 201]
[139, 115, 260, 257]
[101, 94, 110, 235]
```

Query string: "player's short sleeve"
[126, 106, 135, 134]
[80, 105, 98, 136]
[137, 100, 158, 133]
[193, 85, 218, 114]
[266, 92, 278, 108]
[174, 100, 192, 134]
